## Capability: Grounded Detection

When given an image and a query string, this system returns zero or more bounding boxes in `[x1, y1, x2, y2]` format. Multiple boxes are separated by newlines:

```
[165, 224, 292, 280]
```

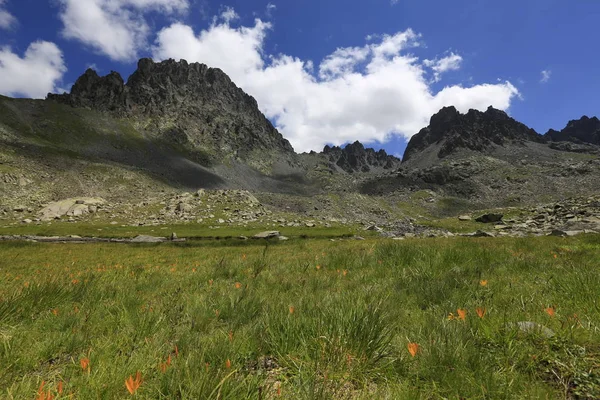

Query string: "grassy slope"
[0, 235, 599, 399]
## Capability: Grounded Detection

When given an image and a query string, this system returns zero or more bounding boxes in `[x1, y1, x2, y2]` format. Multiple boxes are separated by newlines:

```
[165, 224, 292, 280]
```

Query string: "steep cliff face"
[402, 106, 544, 163]
[48, 58, 295, 172]
[545, 116, 600, 145]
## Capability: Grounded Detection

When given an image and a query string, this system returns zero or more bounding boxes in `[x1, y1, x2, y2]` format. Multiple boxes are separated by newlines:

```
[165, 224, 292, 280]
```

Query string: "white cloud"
[266, 3, 276, 17]
[58, 0, 189, 62]
[219, 6, 238, 24]
[152, 11, 520, 152]
[0, 41, 67, 98]
[0, 0, 17, 30]
[540, 69, 551, 83]
[424, 52, 463, 82]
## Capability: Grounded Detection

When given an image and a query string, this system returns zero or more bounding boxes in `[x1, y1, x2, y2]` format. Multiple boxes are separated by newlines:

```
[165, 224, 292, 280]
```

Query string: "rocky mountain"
[402, 106, 544, 166]
[48, 58, 295, 172]
[1, 57, 600, 233]
[304, 141, 400, 173]
[545, 116, 600, 145]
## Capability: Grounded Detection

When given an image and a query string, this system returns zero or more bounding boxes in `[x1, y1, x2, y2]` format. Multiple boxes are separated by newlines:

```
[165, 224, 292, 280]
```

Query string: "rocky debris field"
[455, 195, 600, 238]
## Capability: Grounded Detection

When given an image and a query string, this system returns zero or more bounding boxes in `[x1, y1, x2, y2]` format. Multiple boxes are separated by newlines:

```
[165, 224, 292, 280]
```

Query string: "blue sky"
[0, 0, 599, 157]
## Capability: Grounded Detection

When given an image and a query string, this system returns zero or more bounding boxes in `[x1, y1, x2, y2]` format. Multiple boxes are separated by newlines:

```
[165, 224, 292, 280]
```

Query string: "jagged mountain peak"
[319, 140, 400, 173]
[402, 106, 543, 163]
[46, 58, 295, 171]
[545, 115, 600, 145]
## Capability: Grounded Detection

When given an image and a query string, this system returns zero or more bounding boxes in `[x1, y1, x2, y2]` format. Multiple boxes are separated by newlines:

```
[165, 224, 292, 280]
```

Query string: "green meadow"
[0, 235, 599, 399]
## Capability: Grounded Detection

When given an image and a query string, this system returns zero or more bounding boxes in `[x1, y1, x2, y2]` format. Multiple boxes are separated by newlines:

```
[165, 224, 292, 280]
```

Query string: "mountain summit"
[48, 58, 295, 171]
[402, 106, 543, 164]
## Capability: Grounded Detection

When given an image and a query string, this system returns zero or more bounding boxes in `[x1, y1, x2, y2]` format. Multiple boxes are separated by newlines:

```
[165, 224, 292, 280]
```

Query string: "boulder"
[458, 215, 472, 221]
[511, 321, 555, 338]
[39, 198, 105, 221]
[253, 231, 280, 239]
[131, 235, 165, 243]
[475, 213, 503, 223]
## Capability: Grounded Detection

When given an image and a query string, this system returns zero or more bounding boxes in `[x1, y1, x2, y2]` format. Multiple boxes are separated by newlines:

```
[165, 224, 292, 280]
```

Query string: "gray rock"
[510, 321, 555, 338]
[131, 235, 165, 243]
[22, 219, 32, 224]
[458, 215, 472, 221]
[253, 231, 280, 239]
[278, 235, 289, 241]
[170, 232, 178, 240]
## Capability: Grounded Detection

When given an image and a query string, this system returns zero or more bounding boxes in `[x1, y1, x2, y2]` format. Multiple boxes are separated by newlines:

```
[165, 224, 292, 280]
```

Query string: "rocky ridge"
[545, 116, 600, 145]
[318, 141, 400, 173]
[402, 106, 543, 164]
[47, 58, 295, 172]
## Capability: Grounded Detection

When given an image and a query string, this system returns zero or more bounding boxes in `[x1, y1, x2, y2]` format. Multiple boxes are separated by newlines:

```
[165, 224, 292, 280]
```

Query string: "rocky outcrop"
[47, 58, 295, 170]
[319, 141, 401, 173]
[39, 198, 105, 221]
[402, 106, 544, 163]
[545, 116, 600, 145]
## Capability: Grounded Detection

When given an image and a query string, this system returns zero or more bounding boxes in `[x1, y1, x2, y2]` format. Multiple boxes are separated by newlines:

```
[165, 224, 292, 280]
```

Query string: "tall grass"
[0, 235, 598, 398]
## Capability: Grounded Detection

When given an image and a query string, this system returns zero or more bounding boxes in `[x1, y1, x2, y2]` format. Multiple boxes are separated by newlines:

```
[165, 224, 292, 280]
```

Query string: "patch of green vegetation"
[0, 235, 599, 398]
[436, 197, 474, 217]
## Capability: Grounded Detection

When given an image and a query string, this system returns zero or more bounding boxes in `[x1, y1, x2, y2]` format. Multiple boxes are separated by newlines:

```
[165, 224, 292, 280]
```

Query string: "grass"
[0, 235, 599, 399]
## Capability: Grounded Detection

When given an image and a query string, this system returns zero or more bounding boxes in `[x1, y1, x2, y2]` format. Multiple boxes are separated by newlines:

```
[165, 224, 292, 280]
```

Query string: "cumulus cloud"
[540, 69, 551, 83]
[0, 41, 67, 98]
[152, 11, 520, 152]
[424, 53, 463, 82]
[0, 0, 17, 30]
[58, 0, 189, 62]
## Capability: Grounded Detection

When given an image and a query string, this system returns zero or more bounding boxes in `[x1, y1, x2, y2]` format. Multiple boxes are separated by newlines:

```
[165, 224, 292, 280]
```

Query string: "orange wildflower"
[51, 309, 59, 316]
[342, 270, 348, 276]
[457, 309, 467, 321]
[289, 306, 295, 314]
[174, 345, 179, 357]
[80, 357, 90, 373]
[476, 307, 486, 319]
[23, 281, 29, 288]
[545, 307, 556, 317]
[209, 279, 214, 286]
[228, 330, 234, 343]
[125, 371, 142, 395]
[234, 282, 242, 289]
[242, 254, 247, 260]
[71, 279, 79, 285]
[316, 265, 321, 270]
[57, 381, 63, 395]
[225, 359, 232, 369]
[407, 342, 419, 357]
[479, 280, 488, 287]
[36, 381, 45, 400]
